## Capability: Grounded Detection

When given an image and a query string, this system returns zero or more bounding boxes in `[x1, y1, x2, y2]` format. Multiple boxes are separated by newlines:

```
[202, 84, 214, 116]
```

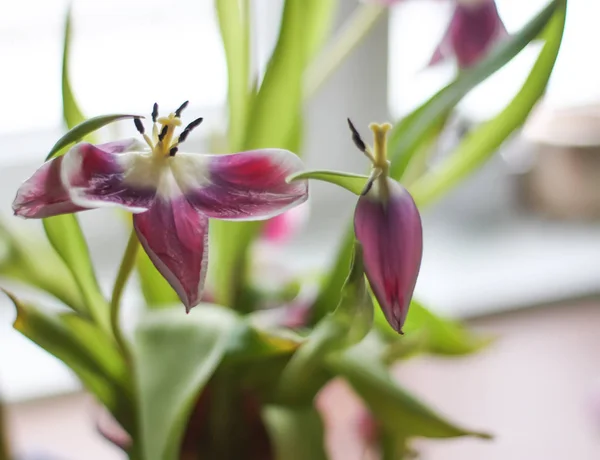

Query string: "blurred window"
[0, 0, 228, 136]
[389, 0, 600, 121]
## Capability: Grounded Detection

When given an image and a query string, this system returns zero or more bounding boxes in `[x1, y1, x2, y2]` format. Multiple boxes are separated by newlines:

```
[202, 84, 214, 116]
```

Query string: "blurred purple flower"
[12, 102, 308, 312]
[349, 120, 423, 334]
[430, 0, 508, 68]
[262, 201, 309, 244]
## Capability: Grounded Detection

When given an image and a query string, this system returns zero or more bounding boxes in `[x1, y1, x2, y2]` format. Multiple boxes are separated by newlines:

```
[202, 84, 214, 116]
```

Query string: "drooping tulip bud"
[349, 120, 423, 333]
[430, 0, 508, 69]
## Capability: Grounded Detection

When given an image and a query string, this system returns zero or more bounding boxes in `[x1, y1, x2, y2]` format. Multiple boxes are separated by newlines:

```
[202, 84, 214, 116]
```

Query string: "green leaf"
[61, 5, 86, 129]
[212, 0, 310, 307]
[43, 216, 110, 332]
[410, 1, 566, 207]
[0, 223, 84, 310]
[276, 242, 373, 403]
[136, 249, 179, 309]
[327, 340, 492, 440]
[388, 0, 562, 181]
[216, 0, 250, 151]
[45, 114, 142, 160]
[133, 305, 240, 460]
[287, 170, 369, 195]
[4, 290, 133, 431]
[378, 300, 492, 360]
[262, 406, 327, 460]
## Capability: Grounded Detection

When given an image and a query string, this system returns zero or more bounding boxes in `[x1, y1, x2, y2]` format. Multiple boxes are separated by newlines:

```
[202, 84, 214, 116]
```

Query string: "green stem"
[0, 399, 9, 460]
[304, 3, 385, 98]
[111, 229, 139, 355]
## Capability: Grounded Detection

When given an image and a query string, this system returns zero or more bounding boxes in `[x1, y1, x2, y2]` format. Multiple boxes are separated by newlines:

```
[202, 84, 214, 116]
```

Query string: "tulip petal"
[429, 0, 507, 69]
[354, 179, 423, 333]
[12, 155, 88, 218]
[61, 140, 158, 212]
[171, 149, 308, 220]
[133, 197, 208, 312]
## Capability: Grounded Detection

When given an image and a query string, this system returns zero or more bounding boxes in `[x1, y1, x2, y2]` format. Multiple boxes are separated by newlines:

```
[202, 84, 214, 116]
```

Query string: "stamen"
[178, 117, 204, 144]
[169, 146, 178, 156]
[348, 118, 375, 163]
[347, 118, 366, 152]
[151, 103, 159, 123]
[174, 101, 189, 118]
[361, 167, 383, 196]
[134, 118, 145, 135]
[158, 125, 169, 142]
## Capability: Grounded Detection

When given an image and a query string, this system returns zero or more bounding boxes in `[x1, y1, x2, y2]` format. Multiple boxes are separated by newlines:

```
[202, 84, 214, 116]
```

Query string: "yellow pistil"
[369, 122, 392, 202]
[153, 113, 183, 159]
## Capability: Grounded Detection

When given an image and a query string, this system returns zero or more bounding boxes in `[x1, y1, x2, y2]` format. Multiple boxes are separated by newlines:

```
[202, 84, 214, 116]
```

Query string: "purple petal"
[12, 155, 89, 218]
[133, 197, 209, 312]
[431, 0, 507, 69]
[354, 178, 423, 333]
[171, 149, 308, 221]
[61, 140, 157, 212]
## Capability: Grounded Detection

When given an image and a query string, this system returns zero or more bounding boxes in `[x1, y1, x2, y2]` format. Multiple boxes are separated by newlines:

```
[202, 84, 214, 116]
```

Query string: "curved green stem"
[304, 3, 385, 98]
[111, 229, 139, 354]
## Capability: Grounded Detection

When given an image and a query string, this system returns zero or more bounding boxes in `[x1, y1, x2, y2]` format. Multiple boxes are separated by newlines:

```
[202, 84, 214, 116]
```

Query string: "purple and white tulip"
[13, 102, 308, 311]
[349, 120, 422, 334]
[430, 0, 508, 68]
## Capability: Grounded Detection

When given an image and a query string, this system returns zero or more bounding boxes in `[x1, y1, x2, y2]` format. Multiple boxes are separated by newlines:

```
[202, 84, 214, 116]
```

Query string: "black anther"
[347, 118, 366, 153]
[152, 103, 159, 123]
[158, 125, 169, 142]
[174, 101, 189, 118]
[361, 179, 374, 196]
[178, 117, 204, 144]
[134, 118, 145, 135]
[169, 146, 178, 156]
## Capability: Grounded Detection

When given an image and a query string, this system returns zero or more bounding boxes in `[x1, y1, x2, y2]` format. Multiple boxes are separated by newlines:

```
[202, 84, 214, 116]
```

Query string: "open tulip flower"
[12, 102, 308, 311]
[429, 0, 508, 68]
[348, 120, 423, 334]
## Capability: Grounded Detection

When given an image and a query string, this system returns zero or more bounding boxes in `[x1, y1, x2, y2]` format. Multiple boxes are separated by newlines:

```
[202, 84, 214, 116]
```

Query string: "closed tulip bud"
[348, 120, 423, 334]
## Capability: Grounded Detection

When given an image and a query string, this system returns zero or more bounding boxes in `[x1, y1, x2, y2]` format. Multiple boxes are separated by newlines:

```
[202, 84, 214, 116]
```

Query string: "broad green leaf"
[61, 5, 86, 129]
[287, 170, 369, 195]
[377, 300, 491, 360]
[327, 340, 492, 440]
[42, 23, 114, 330]
[4, 290, 133, 431]
[46, 114, 142, 160]
[276, 242, 372, 403]
[262, 406, 327, 460]
[133, 305, 240, 460]
[216, 0, 250, 151]
[0, 223, 84, 310]
[410, 2, 566, 207]
[43, 216, 110, 332]
[243, 0, 305, 151]
[312, 0, 564, 323]
[212, 0, 310, 307]
[136, 249, 179, 308]
[387, 0, 561, 181]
